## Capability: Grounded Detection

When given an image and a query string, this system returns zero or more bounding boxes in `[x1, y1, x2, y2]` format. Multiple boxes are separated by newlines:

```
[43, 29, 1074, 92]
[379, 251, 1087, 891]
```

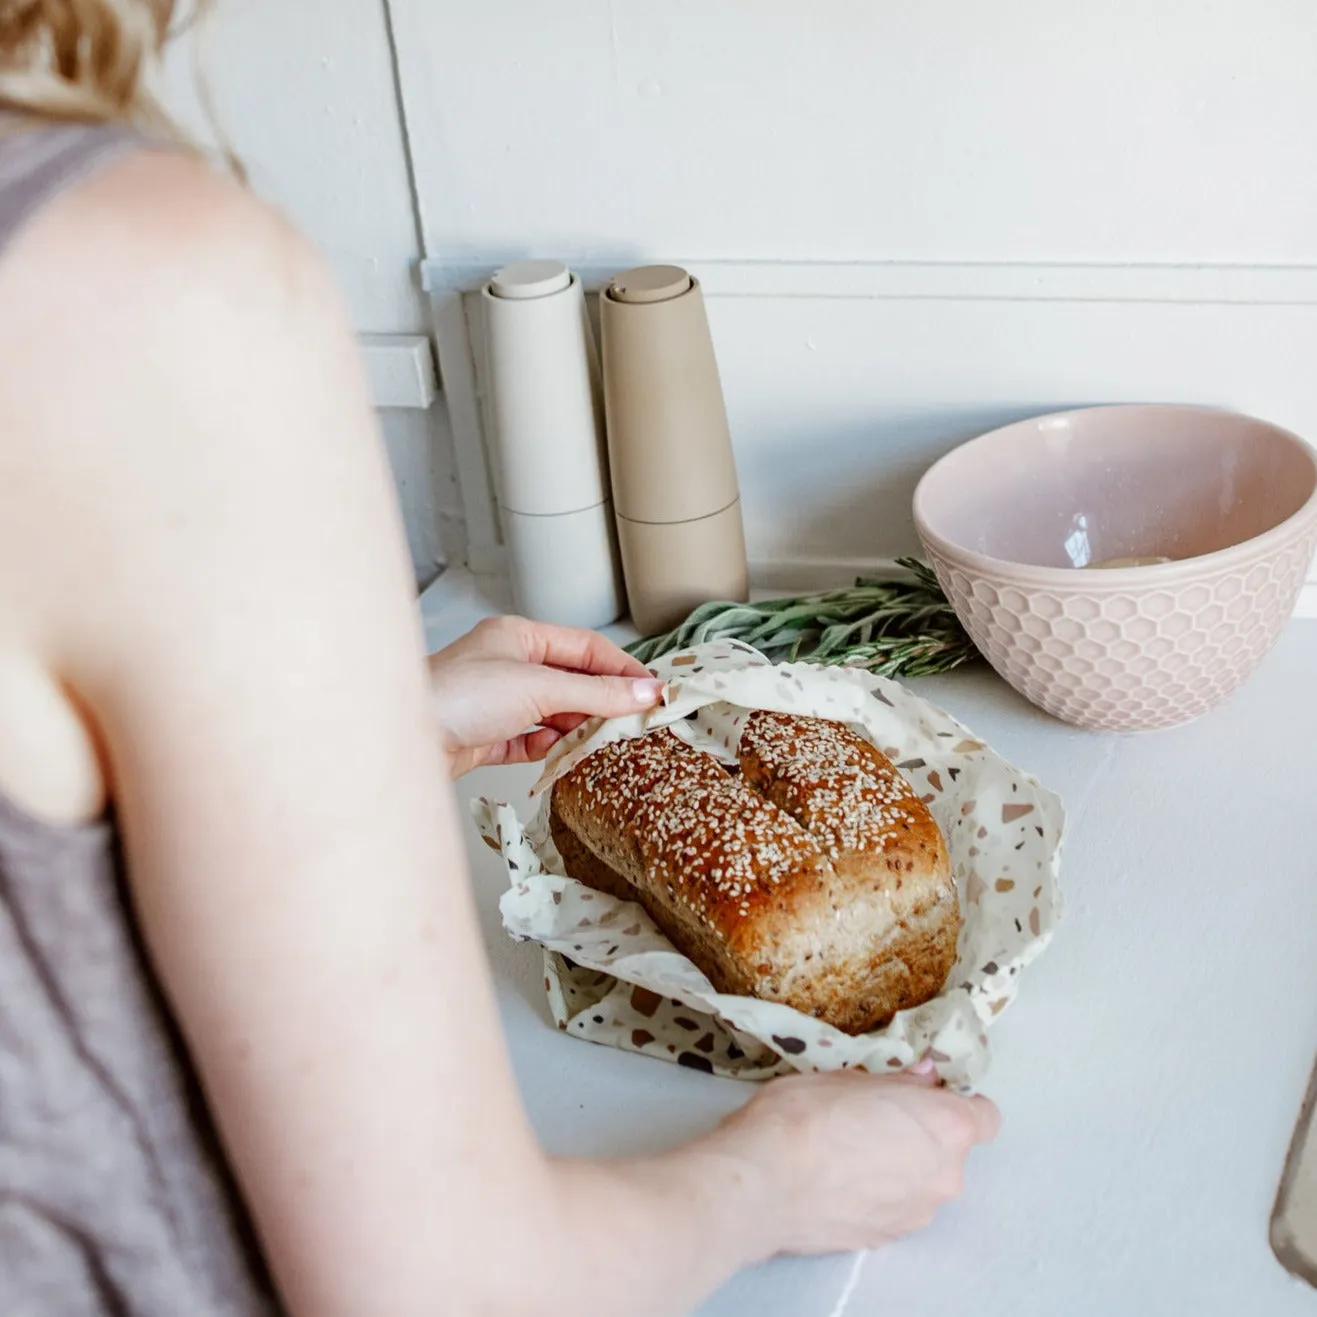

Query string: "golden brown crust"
[739, 712, 951, 890]
[550, 715, 960, 1034]
[551, 731, 835, 997]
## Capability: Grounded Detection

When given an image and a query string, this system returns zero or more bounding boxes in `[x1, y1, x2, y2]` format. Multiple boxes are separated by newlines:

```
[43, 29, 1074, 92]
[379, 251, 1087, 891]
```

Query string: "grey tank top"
[0, 124, 276, 1316]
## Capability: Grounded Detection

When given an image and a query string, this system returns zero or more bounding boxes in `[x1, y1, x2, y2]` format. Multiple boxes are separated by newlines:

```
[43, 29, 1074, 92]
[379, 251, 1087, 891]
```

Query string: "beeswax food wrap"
[474, 640, 1063, 1091]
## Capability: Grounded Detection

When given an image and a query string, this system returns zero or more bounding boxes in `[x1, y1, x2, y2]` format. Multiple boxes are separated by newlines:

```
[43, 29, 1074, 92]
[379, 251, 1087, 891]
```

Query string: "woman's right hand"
[709, 1068, 1000, 1256]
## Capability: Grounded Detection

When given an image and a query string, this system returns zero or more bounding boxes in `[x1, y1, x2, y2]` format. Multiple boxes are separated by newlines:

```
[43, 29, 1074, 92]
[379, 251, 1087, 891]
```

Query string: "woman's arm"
[3, 151, 995, 1317]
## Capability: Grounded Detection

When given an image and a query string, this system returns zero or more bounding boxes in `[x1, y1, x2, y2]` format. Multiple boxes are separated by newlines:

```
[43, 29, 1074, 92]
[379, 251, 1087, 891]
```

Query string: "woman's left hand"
[427, 615, 666, 776]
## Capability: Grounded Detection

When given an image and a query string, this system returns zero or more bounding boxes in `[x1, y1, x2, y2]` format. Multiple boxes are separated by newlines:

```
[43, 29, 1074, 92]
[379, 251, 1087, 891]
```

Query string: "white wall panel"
[158, 1, 459, 582]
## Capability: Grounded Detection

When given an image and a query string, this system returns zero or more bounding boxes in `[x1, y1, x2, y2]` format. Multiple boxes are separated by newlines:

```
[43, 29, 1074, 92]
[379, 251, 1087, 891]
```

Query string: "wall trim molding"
[422, 257, 1317, 306]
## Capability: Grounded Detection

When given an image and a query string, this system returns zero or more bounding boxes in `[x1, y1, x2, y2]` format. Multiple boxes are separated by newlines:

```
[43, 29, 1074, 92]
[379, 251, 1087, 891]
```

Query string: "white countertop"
[421, 568, 1317, 1317]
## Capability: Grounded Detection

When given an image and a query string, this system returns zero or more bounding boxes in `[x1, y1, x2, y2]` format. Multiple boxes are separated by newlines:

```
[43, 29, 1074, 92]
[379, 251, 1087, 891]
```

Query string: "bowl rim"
[912, 403, 1317, 584]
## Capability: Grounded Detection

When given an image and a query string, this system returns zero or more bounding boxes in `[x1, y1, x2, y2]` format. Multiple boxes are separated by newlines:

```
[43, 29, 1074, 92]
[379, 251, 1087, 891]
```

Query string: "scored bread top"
[738, 712, 940, 884]
[739, 711, 902, 781]
[557, 730, 830, 932]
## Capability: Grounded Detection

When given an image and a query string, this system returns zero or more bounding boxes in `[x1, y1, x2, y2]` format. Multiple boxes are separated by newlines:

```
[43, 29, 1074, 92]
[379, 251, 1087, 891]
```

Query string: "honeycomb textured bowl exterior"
[924, 532, 1317, 732]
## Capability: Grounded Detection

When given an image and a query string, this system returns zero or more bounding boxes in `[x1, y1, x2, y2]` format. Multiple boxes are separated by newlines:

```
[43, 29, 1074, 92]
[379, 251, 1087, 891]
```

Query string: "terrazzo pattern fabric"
[474, 640, 1065, 1091]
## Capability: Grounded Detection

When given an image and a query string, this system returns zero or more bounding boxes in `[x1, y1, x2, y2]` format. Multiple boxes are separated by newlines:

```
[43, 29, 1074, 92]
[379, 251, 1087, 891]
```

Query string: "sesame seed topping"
[555, 713, 948, 947]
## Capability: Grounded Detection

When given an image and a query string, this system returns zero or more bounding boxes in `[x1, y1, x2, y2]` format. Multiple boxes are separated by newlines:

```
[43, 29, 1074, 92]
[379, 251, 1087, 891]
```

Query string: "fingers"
[925, 1092, 1001, 1149]
[528, 669, 666, 725]
[474, 727, 563, 769]
[885, 1065, 999, 1145]
[486, 616, 654, 680]
[888, 1067, 941, 1090]
[519, 727, 564, 762]
[542, 712, 590, 736]
[860, 1072, 1001, 1149]
[965, 1095, 1002, 1143]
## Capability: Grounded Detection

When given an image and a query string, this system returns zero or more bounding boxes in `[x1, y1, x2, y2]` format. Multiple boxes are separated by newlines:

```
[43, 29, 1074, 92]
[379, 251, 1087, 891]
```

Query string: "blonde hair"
[0, 1, 193, 130]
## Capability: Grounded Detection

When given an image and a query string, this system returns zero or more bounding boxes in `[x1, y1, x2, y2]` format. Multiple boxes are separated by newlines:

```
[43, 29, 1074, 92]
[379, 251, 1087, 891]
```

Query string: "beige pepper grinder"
[600, 265, 749, 635]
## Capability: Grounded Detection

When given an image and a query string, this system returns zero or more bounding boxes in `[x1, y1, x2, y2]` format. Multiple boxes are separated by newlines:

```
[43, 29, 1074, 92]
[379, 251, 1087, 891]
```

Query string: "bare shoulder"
[0, 145, 368, 476]
[4, 146, 329, 321]
[0, 142, 382, 647]
[0, 146, 356, 436]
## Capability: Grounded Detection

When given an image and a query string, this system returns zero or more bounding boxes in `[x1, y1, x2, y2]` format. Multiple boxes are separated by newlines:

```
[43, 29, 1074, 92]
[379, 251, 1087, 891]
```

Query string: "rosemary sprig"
[626, 559, 978, 679]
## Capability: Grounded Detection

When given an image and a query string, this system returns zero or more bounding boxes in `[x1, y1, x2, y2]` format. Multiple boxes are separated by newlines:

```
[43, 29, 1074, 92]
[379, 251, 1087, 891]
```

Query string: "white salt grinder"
[482, 259, 626, 628]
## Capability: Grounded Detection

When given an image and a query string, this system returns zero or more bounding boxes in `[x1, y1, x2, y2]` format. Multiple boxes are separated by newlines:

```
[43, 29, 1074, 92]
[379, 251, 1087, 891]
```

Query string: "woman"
[0, 6, 999, 1315]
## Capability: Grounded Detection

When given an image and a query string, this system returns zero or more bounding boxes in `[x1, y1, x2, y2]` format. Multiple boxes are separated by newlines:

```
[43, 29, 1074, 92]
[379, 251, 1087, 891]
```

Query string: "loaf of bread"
[549, 711, 959, 1034]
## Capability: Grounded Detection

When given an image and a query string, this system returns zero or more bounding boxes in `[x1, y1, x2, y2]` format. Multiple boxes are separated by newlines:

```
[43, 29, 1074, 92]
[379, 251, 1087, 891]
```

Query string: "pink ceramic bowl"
[913, 405, 1317, 731]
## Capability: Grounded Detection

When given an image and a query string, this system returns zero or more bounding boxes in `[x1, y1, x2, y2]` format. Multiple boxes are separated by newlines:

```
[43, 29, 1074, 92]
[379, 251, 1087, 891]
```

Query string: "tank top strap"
[0, 119, 143, 260]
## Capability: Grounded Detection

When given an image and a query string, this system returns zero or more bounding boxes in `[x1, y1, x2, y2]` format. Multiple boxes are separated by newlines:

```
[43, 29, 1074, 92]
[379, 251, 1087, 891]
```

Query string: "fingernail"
[632, 679, 666, 706]
[911, 1058, 937, 1075]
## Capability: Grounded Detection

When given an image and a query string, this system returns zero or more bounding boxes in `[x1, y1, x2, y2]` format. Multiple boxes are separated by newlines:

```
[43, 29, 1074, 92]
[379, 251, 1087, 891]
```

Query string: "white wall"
[160, 0, 463, 585]
[393, 1, 1317, 590]
[391, 1, 1317, 264]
